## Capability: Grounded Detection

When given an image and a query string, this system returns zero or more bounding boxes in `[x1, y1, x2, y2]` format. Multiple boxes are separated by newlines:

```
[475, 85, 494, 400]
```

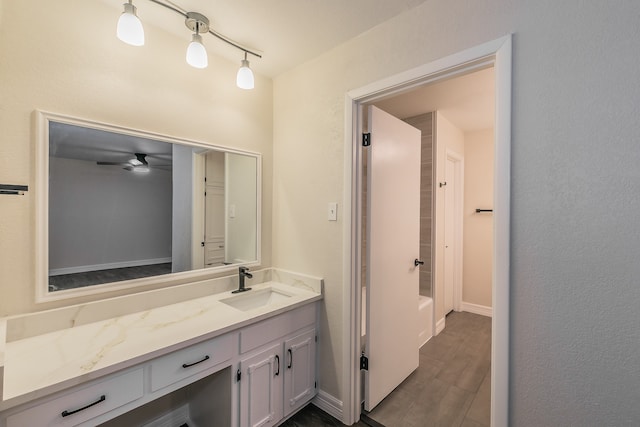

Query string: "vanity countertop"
[0, 273, 322, 411]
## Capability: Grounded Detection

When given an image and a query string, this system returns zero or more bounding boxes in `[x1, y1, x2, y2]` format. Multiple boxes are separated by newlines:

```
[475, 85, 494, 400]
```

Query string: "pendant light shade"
[236, 53, 254, 90]
[186, 33, 208, 69]
[117, 2, 144, 46]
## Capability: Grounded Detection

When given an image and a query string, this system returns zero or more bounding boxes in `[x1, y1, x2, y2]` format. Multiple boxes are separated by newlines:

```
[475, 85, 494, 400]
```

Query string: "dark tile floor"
[283, 311, 491, 427]
[281, 403, 370, 427]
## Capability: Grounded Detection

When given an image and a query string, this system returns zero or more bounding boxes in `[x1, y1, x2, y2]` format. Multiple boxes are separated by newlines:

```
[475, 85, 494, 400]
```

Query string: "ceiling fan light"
[236, 58, 254, 90]
[186, 33, 208, 69]
[117, 2, 145, 46]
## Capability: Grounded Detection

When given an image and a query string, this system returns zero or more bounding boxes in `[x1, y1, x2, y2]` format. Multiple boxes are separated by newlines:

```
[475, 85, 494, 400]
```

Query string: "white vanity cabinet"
[0, 296, 320, 427]
[6, 369, 144, 427]
[238, 304, 317, 427]
[283, 329, 316, 418]
[239, 343, 284, 427]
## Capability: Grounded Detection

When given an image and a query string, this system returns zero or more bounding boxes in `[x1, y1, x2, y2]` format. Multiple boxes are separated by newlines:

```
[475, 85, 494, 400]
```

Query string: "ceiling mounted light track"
[116, 0, 262, 89]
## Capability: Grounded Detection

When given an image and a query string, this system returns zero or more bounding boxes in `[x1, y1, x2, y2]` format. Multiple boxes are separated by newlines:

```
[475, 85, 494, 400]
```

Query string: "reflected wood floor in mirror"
[48, 263, 172, 291]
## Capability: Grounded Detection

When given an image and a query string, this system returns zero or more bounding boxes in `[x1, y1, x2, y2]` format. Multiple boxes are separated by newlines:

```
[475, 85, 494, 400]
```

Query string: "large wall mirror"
[36, 111, 261, 301]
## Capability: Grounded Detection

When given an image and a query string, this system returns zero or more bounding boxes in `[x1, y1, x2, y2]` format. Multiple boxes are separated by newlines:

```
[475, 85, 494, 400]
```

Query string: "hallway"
[364, 311, 491, 426]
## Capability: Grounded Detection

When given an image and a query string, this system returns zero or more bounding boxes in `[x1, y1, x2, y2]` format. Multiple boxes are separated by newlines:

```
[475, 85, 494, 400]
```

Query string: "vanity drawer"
[149, 333, 233, 392]
[7, 368, 143, 427]
[240, 303, 316, 353]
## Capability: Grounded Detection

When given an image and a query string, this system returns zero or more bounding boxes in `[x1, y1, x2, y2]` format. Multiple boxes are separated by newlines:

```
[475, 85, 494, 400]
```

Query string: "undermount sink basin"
[220, 287, 292, 311]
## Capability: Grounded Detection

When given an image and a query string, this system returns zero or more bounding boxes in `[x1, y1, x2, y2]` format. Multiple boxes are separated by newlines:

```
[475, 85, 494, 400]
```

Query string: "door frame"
[342, 35, 511, 426]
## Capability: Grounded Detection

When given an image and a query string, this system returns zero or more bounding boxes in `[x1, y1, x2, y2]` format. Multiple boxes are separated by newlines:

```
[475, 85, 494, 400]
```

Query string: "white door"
[364, 105, 421, 411]
[444, 157, 456, 314]
[239, 343, 283, 427]
[204, 151, 226, 266]
[283, 329, 316, 417]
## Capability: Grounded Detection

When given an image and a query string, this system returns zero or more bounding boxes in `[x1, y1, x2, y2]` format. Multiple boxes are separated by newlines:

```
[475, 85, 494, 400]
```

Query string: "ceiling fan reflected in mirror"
[96, 153, 169, 173]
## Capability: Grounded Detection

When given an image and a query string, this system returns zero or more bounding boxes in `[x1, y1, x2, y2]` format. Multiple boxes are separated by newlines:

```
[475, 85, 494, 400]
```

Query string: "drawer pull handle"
[182, 355, 210, 368]
[61, 395, 106, 417]
[275, 355, 280, 376]
[287, 348, 293, 369]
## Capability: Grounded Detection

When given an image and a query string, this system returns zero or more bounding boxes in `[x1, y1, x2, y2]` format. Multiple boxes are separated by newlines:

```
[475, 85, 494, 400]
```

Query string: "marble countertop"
[0, 270, 322, 411]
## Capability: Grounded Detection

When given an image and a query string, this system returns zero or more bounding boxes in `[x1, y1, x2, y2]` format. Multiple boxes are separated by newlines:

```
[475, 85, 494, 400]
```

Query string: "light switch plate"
[328, 202, 338, 221]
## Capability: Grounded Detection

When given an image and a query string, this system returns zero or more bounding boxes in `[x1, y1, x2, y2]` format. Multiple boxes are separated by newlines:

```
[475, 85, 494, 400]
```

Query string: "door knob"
[414, 259, 424, 267]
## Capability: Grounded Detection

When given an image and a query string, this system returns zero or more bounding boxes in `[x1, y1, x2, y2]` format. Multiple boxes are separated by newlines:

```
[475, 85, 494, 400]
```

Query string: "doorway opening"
[342, 36, 511, 426]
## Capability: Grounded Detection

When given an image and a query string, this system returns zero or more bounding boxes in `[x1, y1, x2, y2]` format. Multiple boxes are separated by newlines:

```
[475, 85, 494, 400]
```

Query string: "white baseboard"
[461, 301, 493, 317]
[312, 389, 343, 422]
[435, 317, 446, 335]
[49, 257, 172, 276]
[418, 330, 432, 348]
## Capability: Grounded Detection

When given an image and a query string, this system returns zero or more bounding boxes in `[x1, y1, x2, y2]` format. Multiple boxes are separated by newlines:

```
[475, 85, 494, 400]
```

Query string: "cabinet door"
[239, 343, 283, 427]
[283, 329, 316, 417]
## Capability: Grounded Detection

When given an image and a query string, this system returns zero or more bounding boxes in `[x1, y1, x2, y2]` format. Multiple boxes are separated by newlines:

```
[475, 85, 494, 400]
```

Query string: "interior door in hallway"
[444, 156, 456, 314]
[364, 105, 421, 411]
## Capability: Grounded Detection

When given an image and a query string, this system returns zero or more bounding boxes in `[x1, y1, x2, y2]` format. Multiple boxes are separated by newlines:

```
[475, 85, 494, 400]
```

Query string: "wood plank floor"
[364, 311, 492, 427]
[48, 263, 172, 291]
[288, 311, 491, 427]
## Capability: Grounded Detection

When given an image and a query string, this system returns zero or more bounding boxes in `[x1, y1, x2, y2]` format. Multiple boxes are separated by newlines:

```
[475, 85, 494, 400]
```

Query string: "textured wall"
[0, 0, 273, 315]
[273, 0, 640, 424]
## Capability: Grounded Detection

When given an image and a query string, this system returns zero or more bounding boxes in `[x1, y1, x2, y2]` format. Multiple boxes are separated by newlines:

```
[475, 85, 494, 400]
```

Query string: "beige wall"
[0, 0, 273, 315]
[462, 129, 494, 308]
[273, 1, 640, 424]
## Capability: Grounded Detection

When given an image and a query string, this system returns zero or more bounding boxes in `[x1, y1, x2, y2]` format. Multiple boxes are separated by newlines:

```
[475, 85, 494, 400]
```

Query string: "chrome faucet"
[233, 266, 253, 293]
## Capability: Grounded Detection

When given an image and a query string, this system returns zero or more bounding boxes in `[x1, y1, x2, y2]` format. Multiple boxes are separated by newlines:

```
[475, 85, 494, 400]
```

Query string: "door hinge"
[360, 353, 368, 371]
[315, 335, 318, 342]
[236, 368, 241, 382]
[314, 381, 317, 389]
[362, 133, 371, 147]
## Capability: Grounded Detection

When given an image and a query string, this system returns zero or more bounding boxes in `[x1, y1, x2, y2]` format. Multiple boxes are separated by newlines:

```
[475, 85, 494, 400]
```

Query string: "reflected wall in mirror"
[36, 111, 261, 300]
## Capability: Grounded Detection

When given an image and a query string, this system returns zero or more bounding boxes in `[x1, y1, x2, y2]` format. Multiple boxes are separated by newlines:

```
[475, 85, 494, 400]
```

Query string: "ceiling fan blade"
[134, 153, 148, 166]
[97, 161, 127, 166]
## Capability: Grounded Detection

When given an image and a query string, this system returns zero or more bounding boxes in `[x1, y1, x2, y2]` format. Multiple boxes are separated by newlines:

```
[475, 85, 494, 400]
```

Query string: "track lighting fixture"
[117, 1, 144, 46]
[185, 13, 209, 69]
[115, 0, 261, 88]
[236, 52, 255, 90]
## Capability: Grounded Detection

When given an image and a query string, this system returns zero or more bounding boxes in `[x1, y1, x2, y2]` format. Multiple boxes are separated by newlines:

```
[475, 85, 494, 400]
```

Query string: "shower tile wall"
[361, 111, 434, 298]
[404, 112, 434, 298]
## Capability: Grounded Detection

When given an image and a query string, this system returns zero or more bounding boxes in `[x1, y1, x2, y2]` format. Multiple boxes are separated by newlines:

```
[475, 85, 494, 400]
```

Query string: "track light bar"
[145, 0, 262, 59]
[117, 0, 262, 88]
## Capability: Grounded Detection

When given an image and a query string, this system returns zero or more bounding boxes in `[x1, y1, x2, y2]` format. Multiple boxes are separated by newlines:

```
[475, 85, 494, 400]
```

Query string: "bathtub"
[418, 295, 433, 348]
[361, 287, 433, 348]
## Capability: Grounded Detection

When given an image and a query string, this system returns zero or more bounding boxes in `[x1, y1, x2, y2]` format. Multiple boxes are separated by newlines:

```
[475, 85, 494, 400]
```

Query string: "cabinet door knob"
[275, 355, 280, 376]
[287, 348, 293, 369]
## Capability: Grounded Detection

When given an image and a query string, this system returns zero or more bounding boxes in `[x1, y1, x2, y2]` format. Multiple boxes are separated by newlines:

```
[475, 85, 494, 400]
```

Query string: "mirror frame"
[35, 110, 262, 303]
